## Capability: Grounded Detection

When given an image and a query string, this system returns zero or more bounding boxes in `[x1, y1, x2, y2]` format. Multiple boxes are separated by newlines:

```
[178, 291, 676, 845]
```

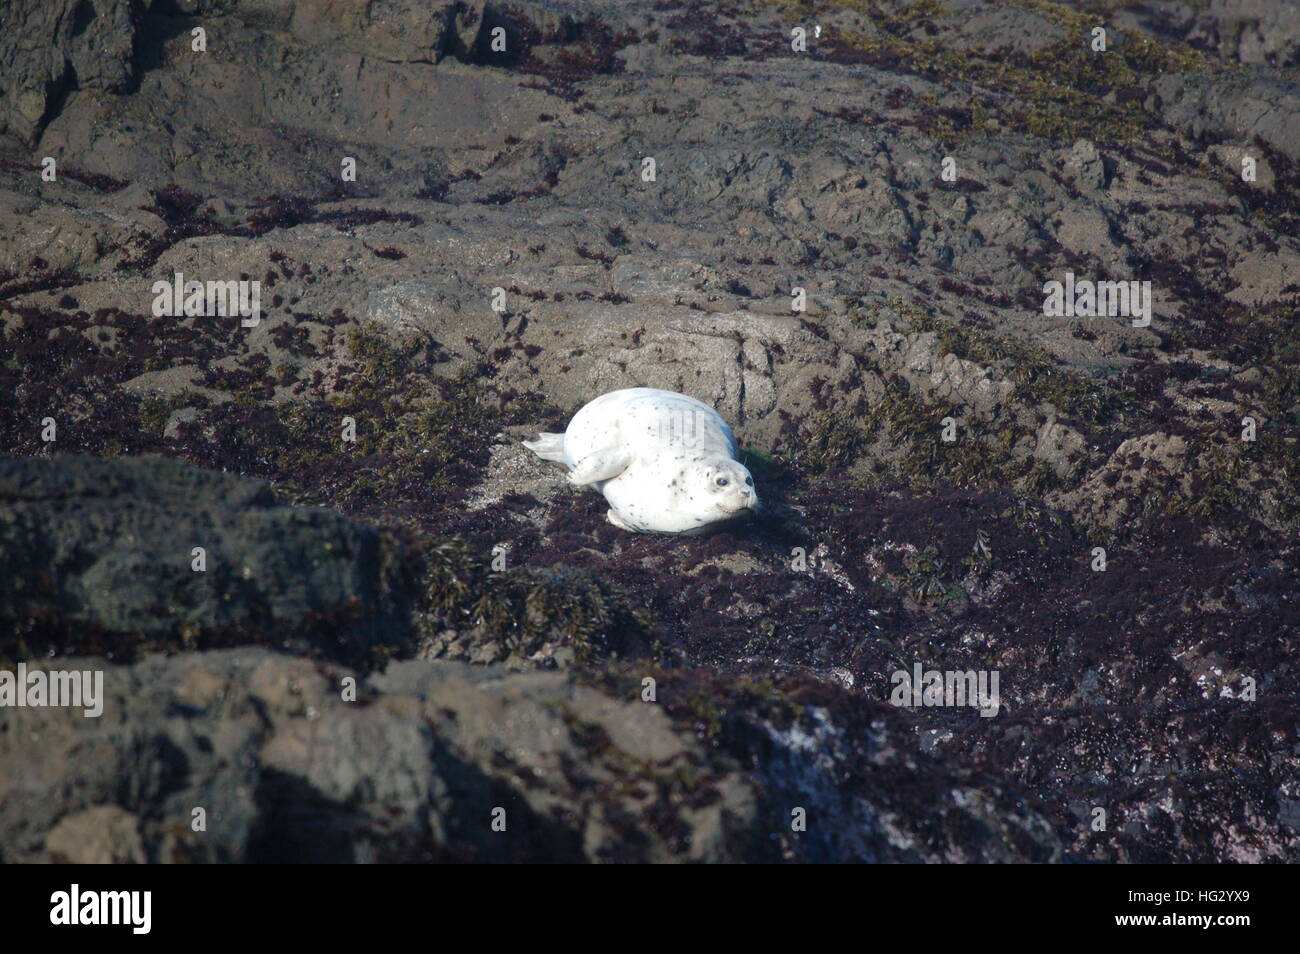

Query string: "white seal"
[524, 387, 760, 534]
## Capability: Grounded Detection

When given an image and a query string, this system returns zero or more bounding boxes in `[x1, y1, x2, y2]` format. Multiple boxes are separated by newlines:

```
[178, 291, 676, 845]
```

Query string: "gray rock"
[1060, 140, 1109, 192]
[44, 805, 147, 864]
[0, 648, 1064, 862]
[1153, 72, 1300, 163]
[0, 455, 417, 665]
[367, 277, 489, 347]
[0, 0, 137, 147]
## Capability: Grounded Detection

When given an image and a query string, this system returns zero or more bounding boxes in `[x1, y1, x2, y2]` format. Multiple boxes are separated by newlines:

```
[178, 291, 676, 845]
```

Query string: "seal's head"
[688, 456, 759, 521]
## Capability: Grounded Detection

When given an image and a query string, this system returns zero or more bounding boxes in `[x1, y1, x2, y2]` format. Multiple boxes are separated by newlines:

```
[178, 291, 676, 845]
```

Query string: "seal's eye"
[716, 477, 729, 487]
[745, 477, 753, 486]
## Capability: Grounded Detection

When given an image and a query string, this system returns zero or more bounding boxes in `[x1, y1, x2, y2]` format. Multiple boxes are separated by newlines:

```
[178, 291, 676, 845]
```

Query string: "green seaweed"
[422, 537, 651, 666]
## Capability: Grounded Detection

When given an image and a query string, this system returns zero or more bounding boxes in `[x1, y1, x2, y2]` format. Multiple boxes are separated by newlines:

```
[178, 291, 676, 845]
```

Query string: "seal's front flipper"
[606, 508, 640, 532]
[569, 447, 631, 485]
[523, 432, 567, 462]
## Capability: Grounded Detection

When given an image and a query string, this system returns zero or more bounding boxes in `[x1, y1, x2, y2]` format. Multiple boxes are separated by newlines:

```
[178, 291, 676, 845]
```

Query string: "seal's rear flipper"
[523, 432, 566, 462]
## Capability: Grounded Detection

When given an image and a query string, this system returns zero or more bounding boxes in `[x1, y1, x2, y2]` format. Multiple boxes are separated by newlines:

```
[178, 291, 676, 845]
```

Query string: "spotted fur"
[524, 388, 759, 533]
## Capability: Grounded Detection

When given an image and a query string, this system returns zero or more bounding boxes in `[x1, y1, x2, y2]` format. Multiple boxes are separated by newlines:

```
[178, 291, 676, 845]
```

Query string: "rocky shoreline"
[1, 0, 1297, 862]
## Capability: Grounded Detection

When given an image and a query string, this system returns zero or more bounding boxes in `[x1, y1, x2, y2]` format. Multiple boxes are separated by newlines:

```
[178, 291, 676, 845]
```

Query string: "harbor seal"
[524, 387, 759, 534]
